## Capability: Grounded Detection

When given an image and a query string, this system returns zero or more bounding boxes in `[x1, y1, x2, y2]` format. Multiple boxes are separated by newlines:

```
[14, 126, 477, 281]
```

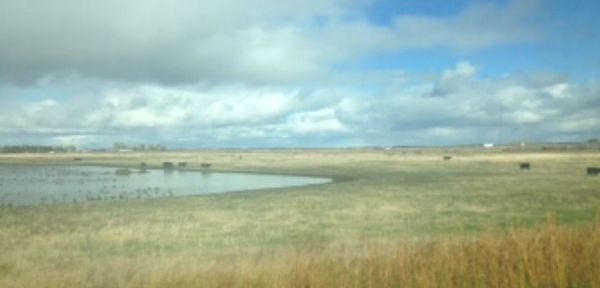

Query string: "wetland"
[0, 164, 330, 207]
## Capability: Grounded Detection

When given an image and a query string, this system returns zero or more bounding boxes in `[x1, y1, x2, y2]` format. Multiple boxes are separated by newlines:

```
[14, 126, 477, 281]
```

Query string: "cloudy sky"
[0, 0, 598, 148]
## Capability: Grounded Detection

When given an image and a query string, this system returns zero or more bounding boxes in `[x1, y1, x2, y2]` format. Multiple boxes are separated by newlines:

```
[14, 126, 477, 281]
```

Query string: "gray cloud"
[0, 0, 539, 85]
[0, 0, 335, 84]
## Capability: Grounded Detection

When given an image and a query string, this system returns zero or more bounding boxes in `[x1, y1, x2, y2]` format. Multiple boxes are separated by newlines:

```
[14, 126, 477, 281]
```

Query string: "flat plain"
[1, 149, 599, 287]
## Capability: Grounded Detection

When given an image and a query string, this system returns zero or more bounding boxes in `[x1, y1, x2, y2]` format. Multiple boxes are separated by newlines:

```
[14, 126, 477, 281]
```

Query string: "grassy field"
[0, 149, 599, 287]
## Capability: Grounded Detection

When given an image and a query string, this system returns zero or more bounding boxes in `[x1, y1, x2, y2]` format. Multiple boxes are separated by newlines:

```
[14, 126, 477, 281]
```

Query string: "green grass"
[0, 150, 599, 287]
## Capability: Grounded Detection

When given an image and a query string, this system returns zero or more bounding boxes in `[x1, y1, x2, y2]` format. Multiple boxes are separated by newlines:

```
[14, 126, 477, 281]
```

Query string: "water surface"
[0, 165, 330, 207]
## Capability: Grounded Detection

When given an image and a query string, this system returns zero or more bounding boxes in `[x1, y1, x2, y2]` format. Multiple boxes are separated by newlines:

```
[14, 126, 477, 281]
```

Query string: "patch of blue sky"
[359, 0, 599, 78]
[332, 48, 524, 82]
[466, 45, 547, 78]
[5, 83, 77, 102]
[3, 76, 108, 103]
[363, 0, 506, 26]
[332, 42, 594, 83]
[332, 48, 460, 74]
[546, 0, 600, 19]
[537, 25, 600, 80]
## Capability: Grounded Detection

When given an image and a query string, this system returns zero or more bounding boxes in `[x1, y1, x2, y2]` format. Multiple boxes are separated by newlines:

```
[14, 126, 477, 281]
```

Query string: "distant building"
[483, 143, 494, 148]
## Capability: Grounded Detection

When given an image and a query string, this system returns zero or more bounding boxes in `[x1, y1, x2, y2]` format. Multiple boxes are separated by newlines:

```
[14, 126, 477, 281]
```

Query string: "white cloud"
[83, 84, 300, 129]
[281, 108, 350, 136]
[431, 61, 478, 96]
[0, 59, 598, 147]
[556, 118, 599, 133]
[0, 0, 540, 84]
[338, 62, 599, 145]
[443, 62, 477, 80]
[52, 135, 99, 147]
[544, 83, 569, 99]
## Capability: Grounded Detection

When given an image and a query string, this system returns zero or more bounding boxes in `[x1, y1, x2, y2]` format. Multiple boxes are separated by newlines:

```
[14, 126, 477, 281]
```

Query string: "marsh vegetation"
[0, 150, 599, 287]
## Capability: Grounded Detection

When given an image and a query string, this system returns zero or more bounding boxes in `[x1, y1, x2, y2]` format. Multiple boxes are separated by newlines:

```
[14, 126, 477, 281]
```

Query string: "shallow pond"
[0, 165, 331, 207]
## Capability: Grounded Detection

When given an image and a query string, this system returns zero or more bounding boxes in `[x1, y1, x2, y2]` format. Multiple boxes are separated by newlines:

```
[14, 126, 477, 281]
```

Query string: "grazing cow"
[520, 163, 531, 170]
[587, 167, 600, 176]
[201, 163, 212, 169]
[163, 162, 174, 169]
[443, 156, 452, 160]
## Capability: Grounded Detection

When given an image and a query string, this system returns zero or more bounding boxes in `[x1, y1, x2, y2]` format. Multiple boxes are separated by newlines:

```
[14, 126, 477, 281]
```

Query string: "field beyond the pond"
[1, 149, 599, 287]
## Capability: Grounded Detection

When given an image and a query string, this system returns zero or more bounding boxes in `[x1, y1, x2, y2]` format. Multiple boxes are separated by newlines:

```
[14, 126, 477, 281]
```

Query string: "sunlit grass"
[0, 150, 599, 287]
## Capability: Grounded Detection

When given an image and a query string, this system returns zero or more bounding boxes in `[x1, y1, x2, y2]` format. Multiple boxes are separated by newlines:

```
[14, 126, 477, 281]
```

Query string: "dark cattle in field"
[520, 163, 531, 170]
[587, 167, 600, 176]
[443, 156, 452, 160]
[163, 162, 174, 169]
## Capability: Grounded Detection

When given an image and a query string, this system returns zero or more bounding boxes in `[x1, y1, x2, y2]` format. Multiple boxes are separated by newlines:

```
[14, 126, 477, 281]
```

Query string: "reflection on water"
[0, 165, 330, 207]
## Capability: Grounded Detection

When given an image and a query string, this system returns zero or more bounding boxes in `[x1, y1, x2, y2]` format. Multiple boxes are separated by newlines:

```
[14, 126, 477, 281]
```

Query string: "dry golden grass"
[2, 217, 599, 287]
[1, 149, 600, 287]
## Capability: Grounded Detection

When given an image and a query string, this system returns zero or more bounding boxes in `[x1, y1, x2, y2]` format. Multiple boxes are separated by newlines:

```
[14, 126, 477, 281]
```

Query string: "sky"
[0, 0, 599, 148]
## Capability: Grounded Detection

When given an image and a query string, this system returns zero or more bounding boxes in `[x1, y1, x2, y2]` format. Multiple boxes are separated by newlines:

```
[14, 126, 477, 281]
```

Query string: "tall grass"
[2, 217, 599, 287]
[145, 218, 600, 288]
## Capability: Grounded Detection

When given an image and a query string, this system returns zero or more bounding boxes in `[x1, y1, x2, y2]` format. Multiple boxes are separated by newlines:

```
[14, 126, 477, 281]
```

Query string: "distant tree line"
[0, 145, 77, 153]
